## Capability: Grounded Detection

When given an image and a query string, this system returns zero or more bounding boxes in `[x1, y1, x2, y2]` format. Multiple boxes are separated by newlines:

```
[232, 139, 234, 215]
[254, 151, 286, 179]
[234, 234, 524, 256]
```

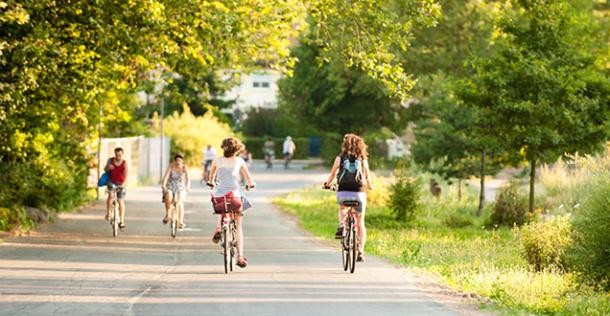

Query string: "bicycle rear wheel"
[342, 227, 349, 271]
[229, 223, 236, 272]
[223, 226, 230, 274]
[349, 225, 357, 274]
[112, 202, 119, 237]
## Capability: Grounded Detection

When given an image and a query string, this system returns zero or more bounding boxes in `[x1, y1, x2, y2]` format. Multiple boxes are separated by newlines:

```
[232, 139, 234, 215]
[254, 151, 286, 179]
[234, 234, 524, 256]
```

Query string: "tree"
[463, 0, 610, 212]
[278, 38, 406, 136]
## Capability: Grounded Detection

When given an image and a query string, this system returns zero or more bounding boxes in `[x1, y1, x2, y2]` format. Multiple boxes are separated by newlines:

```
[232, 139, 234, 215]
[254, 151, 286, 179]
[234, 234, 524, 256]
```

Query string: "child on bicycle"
[208, 137, 256, 268]
[161, 154, 191, 229]
[323, 133, 372, 262]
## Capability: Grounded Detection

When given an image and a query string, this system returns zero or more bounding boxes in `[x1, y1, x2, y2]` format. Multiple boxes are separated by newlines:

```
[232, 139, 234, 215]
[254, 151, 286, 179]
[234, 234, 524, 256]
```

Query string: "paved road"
[0, 163, 482, 315]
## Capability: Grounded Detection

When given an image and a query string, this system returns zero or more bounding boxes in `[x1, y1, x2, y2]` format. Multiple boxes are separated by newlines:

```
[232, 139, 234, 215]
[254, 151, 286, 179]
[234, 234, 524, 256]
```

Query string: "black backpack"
[337, 155, 364, 191]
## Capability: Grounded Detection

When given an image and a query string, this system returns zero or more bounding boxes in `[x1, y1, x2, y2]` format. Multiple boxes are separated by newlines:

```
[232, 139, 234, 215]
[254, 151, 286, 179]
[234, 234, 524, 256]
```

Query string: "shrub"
[491, 182, 529, 227]
[159, 105, 233, 166]
[367, 175, 389, 207]
[521, 215, 572, 272]
[388, 161, 421, 221]
[443, 212, 473, 228]
[566, 176, 610, 289]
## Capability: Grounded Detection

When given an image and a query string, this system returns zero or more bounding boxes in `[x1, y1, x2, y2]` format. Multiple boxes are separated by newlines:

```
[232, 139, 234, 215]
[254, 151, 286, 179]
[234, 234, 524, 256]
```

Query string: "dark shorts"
[204, 160, 213, 171]
[107, 181, 126, 199]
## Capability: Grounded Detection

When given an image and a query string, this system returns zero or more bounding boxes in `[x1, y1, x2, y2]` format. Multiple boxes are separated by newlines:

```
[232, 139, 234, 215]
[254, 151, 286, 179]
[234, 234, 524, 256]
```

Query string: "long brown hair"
[340, 133, 368, 159]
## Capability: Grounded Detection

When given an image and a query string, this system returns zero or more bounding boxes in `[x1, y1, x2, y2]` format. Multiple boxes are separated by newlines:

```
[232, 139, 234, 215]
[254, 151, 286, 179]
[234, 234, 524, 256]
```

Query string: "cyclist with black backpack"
[323, 133, 373, 262]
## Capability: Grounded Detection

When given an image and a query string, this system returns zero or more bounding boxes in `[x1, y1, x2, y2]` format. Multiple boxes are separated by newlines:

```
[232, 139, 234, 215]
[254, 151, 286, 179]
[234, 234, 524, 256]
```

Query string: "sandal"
[105, 213, 111, 221]
[118, 222, 126, 229]
[236, 257, 248, 268]
[162, 216, 169, 225]
[212, 228, 222, 244]
[356, 252, 364, 262]
[178, 222, 186, 229]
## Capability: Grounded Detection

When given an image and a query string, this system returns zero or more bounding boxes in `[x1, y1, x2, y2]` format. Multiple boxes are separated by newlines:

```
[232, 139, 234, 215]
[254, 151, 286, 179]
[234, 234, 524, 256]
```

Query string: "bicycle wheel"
[229, 222, 236, 272]
[223, 226, 230, 274]
[349, 225, 357, 274]
[112, 201, 119, 237]
[341, 226, 349, 271]
[170, 205, 177, 239]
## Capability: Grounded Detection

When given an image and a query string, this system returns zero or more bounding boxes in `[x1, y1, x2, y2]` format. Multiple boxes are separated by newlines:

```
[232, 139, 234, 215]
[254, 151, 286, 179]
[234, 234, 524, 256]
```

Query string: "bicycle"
[106, 184, 123, 237]
[324, 183, 360, 273]
[208, 182, 254, 274]
[166, 191, 179, 239]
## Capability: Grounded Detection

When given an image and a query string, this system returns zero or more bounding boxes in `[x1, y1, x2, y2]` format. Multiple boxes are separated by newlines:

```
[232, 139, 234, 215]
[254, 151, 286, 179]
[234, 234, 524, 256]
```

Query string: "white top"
[283, 140, 295, 154]
[204, 147, 216, 162]
[214, 157, 246, 197]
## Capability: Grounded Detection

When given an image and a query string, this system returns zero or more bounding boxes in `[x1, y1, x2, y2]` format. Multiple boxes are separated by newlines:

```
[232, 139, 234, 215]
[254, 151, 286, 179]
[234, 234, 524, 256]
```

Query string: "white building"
[221, 70, 281, 115]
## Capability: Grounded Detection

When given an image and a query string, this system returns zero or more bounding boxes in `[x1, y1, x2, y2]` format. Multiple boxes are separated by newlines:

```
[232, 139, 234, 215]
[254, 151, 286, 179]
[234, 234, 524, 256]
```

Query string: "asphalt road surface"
[0, 163, 487, 316]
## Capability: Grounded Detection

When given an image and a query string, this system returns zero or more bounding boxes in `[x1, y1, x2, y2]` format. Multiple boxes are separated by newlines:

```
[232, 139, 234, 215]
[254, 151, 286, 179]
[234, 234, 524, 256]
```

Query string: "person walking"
[282, 136, 296, 169]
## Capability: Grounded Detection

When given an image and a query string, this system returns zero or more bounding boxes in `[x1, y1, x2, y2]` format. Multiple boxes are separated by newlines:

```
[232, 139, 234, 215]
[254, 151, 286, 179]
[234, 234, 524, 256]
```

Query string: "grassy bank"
[273, 186, 609, 315]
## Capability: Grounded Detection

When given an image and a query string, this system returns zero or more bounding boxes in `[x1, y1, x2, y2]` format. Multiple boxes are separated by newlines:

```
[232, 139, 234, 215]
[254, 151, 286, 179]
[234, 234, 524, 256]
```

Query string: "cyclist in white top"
[202, 145, 216, 182]
[208, 137, 256, 268]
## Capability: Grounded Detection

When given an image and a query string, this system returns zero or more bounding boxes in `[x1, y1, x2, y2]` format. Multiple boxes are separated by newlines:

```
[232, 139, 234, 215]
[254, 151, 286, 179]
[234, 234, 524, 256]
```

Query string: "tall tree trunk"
[529, 158, 536, 213]
[477, 150, 486, 216]
[457, 178, 462, 202]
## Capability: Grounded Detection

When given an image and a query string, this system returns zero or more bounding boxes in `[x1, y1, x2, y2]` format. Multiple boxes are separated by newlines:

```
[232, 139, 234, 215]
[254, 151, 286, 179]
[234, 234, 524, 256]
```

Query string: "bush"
[320, 132, 343, 165]
[443, 212, 473, 228]
[367, 175, 390, 207]
[243, 137, 309, 159]
[567, 176, 610, 289]
[521, 215, 572, 272]
[388, 161, 421, 221]
[159, 105, 233, 166]
[491, 182, 529, 227]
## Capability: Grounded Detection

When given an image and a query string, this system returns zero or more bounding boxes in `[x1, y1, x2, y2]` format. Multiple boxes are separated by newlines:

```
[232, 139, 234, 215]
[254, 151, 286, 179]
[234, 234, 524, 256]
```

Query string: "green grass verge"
[273, 187, 610, 315]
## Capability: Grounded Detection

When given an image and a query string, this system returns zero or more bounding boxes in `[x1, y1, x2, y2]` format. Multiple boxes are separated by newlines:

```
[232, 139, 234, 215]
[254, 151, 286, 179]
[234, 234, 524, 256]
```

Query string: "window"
[252, 82, 261, 88]
[261, 82, 270, 88]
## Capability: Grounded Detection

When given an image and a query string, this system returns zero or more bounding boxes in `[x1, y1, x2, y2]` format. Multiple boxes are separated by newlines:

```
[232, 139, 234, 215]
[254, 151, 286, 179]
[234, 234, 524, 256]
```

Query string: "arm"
[324, 156, 341, 186]
[184, 165, 190, 192]
[161, 165, 171, 190]
[122, 163, 129, 187]
[363, 159, 373, 190]
[208, 158, 219, 184]
[240, 161, 255, 187]
[104, 158, 113, 172]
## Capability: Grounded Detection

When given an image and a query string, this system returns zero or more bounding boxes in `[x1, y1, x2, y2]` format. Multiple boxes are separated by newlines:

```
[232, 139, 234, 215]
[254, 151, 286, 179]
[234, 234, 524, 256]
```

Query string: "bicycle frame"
[341, 203, 360, 274]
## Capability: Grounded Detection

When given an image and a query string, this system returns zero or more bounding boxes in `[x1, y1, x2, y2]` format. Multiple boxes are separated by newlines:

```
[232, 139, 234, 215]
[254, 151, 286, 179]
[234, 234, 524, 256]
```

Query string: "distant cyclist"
[202, 144, 216, 182]
[162, 154, 191, 229]
[323, 133, 372, 262]
[282, 136, 296, 169]
[208, 137, 256, 268]
[105, 147, 128, 229]
[263, 137, 275, 169]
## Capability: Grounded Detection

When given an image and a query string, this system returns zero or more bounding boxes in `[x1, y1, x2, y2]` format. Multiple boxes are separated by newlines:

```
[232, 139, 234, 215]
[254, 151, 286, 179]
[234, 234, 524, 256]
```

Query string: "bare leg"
[337, 206, 347, 227]
[357, 212, 366, 254]
[235, 212, 244, 258]
[164, 192, 171, 219]
[177, 199, 184, 225]
[106, 193, 112, 218]
[118, 199, 125, 223]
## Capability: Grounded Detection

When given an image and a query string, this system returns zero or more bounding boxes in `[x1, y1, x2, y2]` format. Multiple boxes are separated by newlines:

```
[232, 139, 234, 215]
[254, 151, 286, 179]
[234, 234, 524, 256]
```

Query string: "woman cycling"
[161, 154, 191, 229]
[323, 133, 372, 262]
[208, 137, 256, 268]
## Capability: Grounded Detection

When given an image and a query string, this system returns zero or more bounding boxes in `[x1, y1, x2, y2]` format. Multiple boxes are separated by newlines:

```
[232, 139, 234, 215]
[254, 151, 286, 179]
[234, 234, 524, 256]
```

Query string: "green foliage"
[460, 0, 610, 211]
[320, 132, 343, 165]
[278, 34, 407, 136]
[521, 215, 572, 272]
[241, 108, 315, 138]
[242, 137, 309, 159]
[567, 176, 610, 289]
[491, 182, 529, 227]
[101, 90, 149, 138]
[388, 161, 421, 221]
[443, 211, 473, 228]
[159, 105, 233, 166]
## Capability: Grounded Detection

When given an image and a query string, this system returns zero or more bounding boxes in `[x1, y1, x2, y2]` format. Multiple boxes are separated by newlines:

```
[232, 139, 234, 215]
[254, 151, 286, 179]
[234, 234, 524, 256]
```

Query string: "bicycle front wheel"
[229, 223, 237, 272]
[112, 202, 119, 237]
[342, 228, 349, 271]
